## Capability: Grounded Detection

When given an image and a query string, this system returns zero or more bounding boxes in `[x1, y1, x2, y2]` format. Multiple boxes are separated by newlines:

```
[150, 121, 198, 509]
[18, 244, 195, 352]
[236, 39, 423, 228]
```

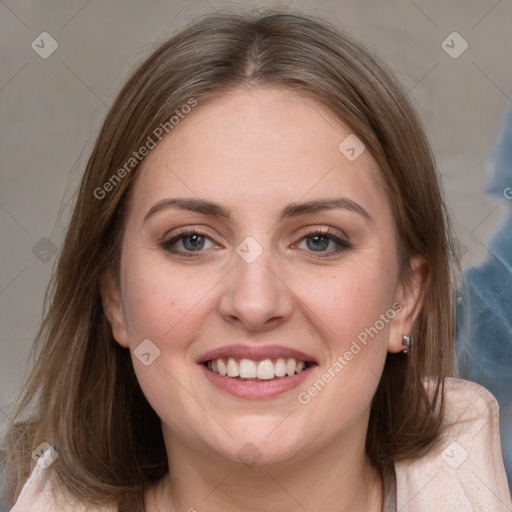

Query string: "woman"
[1, 9, 510, 512]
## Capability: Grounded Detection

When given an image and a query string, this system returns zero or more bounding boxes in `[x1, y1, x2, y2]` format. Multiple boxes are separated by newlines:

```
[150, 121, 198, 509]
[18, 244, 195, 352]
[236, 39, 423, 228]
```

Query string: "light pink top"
[10, 377, 512, 511]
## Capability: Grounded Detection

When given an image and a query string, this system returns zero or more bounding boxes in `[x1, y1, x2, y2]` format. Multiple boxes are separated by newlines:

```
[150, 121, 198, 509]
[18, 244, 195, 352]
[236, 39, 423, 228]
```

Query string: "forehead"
[131, 86, 389, 222]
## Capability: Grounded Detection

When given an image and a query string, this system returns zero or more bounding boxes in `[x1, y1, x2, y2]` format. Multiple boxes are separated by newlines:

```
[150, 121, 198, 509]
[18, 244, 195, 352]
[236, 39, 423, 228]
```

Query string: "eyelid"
[162, 225, 219, 242]
[160, 226, 222, 254]
[297, 225, 348, 239]
[293, 227, 352, 254]
[160, 225, 352, 257]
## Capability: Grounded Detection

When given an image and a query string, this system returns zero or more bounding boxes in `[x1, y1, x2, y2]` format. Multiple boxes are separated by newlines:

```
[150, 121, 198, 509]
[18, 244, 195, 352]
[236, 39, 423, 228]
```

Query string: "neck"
[148, 426, 383, 512]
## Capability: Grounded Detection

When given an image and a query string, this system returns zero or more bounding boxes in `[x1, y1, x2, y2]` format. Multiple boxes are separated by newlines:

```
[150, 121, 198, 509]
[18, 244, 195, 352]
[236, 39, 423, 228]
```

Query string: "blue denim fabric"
[455, 103, 512, 490]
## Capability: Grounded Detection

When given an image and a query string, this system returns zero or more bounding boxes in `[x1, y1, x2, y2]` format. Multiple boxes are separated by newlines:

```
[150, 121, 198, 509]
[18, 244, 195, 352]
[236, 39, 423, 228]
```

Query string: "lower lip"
[199, 363, 315, 399]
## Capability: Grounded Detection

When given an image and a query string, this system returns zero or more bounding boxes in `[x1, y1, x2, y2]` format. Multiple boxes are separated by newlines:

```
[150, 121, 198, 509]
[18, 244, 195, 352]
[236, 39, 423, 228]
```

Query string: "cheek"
[289, 257, 397, 412]
[290, 268, 395, 422]
[295, 261, 397, 352]
[118, 255, 214, 432]
[121, 255, 210, 344]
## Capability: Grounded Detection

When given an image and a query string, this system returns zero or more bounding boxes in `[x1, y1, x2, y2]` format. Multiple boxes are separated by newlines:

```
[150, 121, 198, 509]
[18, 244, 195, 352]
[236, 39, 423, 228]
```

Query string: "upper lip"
[197, 344, 317, 364]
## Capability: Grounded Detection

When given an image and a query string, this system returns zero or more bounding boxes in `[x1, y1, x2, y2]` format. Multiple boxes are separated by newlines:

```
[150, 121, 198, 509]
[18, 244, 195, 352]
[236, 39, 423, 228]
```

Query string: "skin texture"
[102, 86, 427, 512]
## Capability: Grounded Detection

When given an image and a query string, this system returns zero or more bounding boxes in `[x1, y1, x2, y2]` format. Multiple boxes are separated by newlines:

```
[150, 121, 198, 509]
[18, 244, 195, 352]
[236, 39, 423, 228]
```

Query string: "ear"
[99, 270, 129, 348]
[387, 255, 429, 353]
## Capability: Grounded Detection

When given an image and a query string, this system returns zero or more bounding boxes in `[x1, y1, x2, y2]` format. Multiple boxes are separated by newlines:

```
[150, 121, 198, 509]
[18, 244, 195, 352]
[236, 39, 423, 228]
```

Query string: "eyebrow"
[143, 196, 372, 223]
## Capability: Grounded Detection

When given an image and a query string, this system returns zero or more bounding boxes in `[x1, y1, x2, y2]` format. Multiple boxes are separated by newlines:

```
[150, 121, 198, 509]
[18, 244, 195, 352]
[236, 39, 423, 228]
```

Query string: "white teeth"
[239, 358, 257, 378]
[206, 357, 309, 379]
[257, 359, 275, 380]
[286, 359, 297, 376]
[275, 358, 287, 377]
[227, 357, 239, 377]
[217, 359, 227, 376]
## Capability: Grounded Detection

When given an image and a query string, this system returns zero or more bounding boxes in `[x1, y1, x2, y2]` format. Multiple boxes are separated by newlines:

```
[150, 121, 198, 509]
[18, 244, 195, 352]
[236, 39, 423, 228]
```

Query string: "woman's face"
[104, 86, 424, 466]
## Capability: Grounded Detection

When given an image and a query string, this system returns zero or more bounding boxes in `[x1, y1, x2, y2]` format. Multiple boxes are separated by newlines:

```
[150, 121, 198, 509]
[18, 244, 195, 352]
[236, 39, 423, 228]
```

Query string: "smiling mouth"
[204, 357, 316, 381]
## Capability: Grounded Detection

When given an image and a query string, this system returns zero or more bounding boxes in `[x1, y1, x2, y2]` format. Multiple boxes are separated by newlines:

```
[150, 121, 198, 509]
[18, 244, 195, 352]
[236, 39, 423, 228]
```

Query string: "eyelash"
[161, 227, 352, 259]
[298, 228, 352, 257]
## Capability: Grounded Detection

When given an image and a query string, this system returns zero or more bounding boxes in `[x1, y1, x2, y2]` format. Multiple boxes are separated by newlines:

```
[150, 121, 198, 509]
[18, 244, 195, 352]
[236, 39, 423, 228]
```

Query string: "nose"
[217, 242, 294, 332]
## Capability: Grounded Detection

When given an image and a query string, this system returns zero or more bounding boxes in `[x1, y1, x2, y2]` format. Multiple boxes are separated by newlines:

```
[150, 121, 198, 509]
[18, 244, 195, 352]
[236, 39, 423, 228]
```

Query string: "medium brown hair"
[1, 8, 455, 511]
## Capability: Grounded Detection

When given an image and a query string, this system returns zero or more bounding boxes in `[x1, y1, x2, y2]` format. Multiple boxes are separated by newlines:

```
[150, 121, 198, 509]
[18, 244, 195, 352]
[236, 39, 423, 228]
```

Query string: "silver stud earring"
[402, 335, 411, 354]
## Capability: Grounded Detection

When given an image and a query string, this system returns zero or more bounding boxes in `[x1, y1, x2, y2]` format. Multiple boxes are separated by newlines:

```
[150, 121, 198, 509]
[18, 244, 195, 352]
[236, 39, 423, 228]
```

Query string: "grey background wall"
[1, 0, 511, 426]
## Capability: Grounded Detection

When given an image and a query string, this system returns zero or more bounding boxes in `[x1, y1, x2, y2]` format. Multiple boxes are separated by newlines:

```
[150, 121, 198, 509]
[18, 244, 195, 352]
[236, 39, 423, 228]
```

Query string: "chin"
[202, 418, 310, 467]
